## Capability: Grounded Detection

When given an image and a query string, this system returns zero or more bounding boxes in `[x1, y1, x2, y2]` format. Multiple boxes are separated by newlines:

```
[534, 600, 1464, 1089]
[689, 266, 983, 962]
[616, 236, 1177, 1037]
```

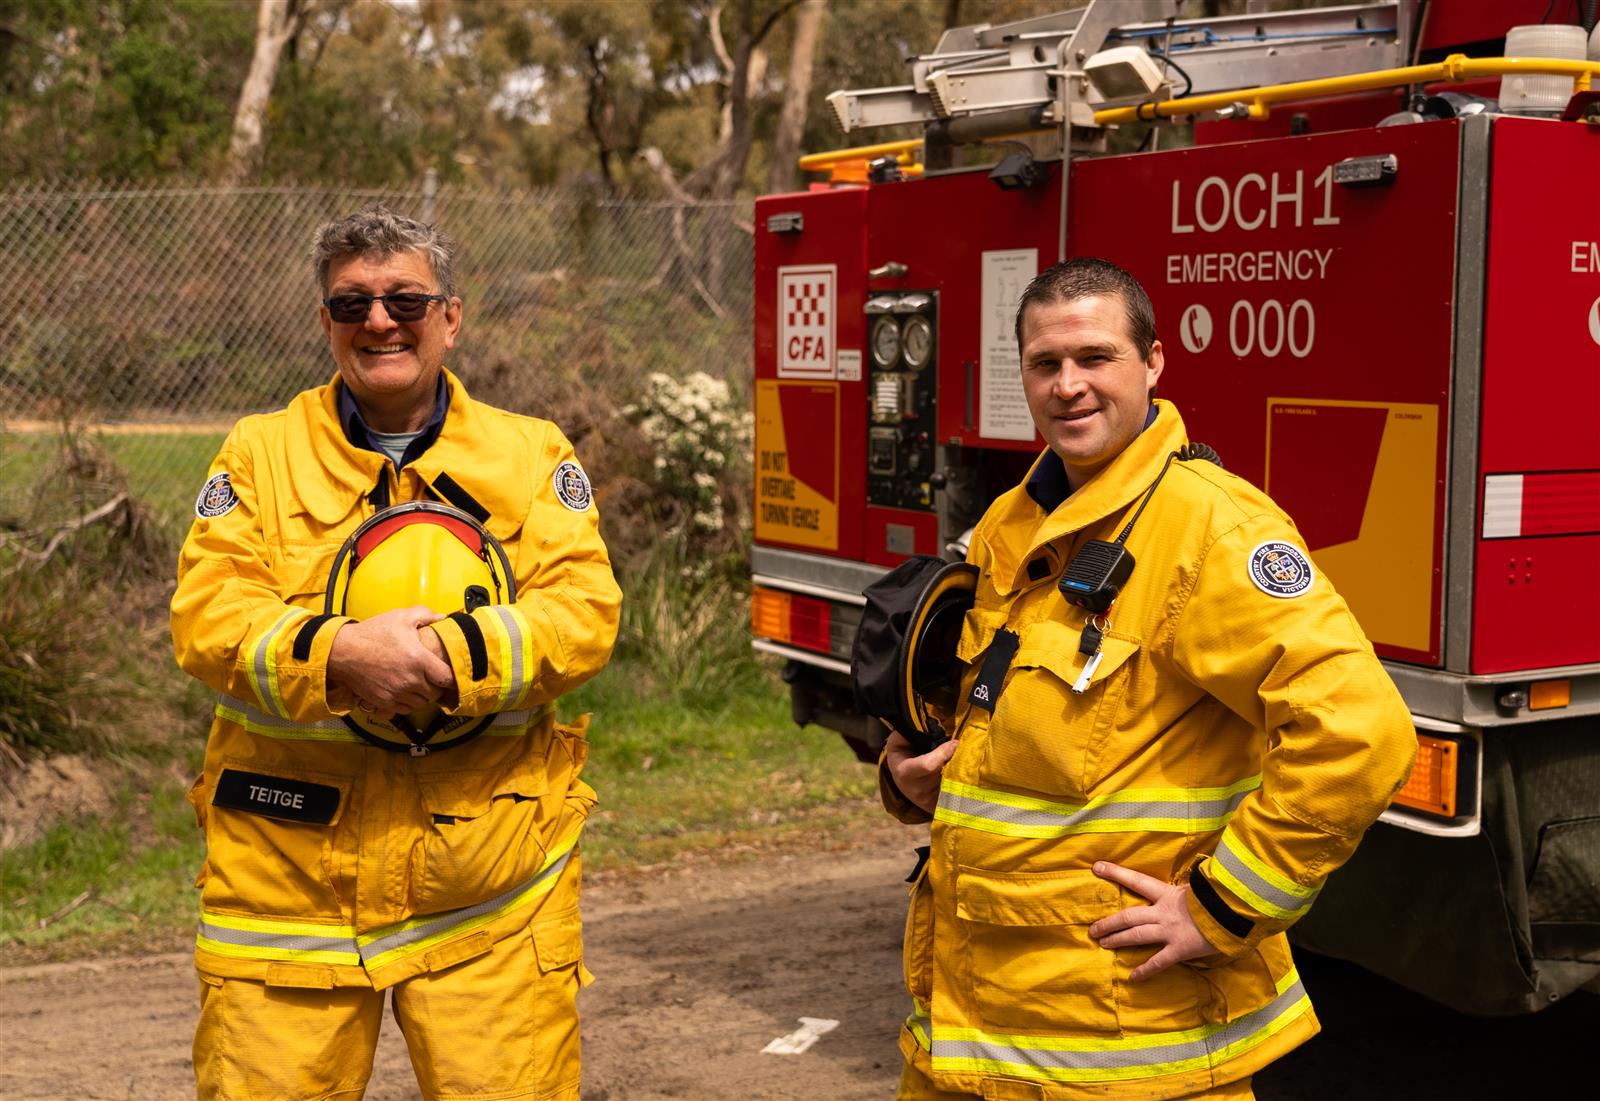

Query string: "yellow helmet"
[324, 502, 514, 755]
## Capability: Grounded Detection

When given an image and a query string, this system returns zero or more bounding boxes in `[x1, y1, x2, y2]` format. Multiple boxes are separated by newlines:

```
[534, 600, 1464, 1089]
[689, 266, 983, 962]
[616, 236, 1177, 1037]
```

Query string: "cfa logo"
[778, 265, 836, 378]
[973, 683, 991, 703]
[1179, 304, 1213, 354]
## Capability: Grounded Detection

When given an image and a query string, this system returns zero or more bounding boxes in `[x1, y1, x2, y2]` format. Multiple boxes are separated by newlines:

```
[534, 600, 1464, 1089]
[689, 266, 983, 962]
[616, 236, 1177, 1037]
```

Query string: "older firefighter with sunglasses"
[171, 205, 620, 1101]
[875, 258, 1415, 1100]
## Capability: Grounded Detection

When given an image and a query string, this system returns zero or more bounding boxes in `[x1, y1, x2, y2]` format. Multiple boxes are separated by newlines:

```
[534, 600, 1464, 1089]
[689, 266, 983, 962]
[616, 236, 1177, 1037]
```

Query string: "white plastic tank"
[1498, 24, 1590, 115]
[1590, 20, 1599, 61]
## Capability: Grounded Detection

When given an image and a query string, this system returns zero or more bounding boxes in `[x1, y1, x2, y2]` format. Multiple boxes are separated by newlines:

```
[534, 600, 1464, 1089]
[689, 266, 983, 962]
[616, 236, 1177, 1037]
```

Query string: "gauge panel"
[864, 290, 938, 511]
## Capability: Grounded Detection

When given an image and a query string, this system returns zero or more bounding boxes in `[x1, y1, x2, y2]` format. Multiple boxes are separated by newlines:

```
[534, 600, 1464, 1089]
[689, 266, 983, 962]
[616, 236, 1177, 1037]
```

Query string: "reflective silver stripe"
[359, 841, 575, 966]
[906, 1002, 933, 1052]
[489, 605, 526, 707]
[1211, 832, 1319, 920]
[198, 916, 360, 961]
[250, 608, 302, 717]
[215, 696, 361, 742]
[932, 978, 1309, 1079]
[216, 697, 547, 742]
[936, 777, 1258, 839]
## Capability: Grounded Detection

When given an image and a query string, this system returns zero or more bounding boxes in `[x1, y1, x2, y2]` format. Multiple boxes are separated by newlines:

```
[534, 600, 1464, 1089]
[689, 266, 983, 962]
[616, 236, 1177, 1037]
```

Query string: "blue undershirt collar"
[1026, 402, 1159, 513]
[337, 375, 449, 471]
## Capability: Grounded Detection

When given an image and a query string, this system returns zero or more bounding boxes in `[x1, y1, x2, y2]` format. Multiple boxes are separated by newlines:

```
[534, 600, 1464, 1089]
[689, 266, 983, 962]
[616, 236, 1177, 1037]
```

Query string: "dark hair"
[1013, 257, 1158, 361]
[312, 204, 457, 298]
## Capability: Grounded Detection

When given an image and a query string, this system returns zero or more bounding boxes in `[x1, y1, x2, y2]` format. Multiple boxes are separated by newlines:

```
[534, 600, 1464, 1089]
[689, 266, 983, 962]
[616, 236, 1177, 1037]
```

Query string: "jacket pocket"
[982, 619, 1140, 797]
[412, 754, 550, 916]
[957, 865, 1120, 1034]
[202, 761, 353, 919]
[904, 859, 935, 1005]
[1191, 940, 1285, 1024]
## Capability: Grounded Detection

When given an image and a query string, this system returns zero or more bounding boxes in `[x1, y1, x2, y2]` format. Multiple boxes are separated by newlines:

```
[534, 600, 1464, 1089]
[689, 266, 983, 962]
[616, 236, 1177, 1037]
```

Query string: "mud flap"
[1293, 715, 1600, 1014]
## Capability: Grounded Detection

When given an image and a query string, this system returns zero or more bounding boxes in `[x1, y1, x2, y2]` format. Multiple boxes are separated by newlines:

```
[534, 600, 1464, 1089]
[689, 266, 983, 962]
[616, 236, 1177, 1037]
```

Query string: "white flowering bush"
[624, 370, 753, 553]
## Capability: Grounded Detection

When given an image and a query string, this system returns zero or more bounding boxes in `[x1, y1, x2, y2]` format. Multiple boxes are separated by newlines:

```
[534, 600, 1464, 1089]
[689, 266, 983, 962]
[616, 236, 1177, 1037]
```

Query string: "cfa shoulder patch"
[1247, 540, 1314, 598]
[552, 461, 593, 512]
[195, 472, 239, 519]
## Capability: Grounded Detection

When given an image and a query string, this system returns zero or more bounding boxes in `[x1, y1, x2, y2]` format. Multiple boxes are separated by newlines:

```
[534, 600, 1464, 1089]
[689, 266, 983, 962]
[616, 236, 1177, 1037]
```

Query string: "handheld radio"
[1058, 442, 1221, 614]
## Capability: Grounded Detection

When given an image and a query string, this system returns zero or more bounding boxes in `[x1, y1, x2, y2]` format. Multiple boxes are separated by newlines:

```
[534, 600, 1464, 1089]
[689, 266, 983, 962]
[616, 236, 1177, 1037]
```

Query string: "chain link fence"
[0, 180, 755, 524]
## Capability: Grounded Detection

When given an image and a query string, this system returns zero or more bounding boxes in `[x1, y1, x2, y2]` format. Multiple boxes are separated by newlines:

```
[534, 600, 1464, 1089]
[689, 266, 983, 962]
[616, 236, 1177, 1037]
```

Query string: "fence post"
[421, 167, 438, 222]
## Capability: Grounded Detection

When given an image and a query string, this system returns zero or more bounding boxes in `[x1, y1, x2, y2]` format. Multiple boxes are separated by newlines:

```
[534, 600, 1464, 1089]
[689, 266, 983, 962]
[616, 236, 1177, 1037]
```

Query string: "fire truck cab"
[750, 0, 1600, 1014]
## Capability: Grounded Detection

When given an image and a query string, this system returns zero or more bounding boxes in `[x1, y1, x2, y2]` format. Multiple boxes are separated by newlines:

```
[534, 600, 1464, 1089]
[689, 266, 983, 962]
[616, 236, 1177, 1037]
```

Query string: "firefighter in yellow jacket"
[882, 258, 1415, 1101]
[171, 206, 620, 1101]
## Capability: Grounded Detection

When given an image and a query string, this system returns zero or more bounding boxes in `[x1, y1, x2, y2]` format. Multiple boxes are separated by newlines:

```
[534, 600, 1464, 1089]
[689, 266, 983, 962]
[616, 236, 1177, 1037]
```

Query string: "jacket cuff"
[424, 614, 487, 707]
[1183, 856, 1263, 962]
[254, 611, 353, 720]
[878, 749, 933, 825]
[305, 615, 356, 715]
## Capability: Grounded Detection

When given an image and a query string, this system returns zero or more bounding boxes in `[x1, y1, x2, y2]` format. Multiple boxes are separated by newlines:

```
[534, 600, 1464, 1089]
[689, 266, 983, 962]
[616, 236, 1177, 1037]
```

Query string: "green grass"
[0, 648, 879, 961]
[0, 428, 882, 959]
[0, 781, 206, 959]
[0, 428, 225, 527]
[566, 651, 878, 872]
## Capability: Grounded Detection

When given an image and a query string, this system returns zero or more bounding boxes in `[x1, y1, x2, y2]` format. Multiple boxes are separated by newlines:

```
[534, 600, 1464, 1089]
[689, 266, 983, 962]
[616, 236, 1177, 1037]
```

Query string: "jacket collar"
[283, 369, 531, 539]
[337, 375, 449, 468]
[981, 400, 1188, 595]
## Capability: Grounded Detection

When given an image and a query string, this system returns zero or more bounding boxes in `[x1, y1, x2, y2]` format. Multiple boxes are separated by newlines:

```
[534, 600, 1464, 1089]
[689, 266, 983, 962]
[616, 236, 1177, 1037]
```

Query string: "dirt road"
[0, 824, 922, 1101]
[3, 822, 1597, 1100]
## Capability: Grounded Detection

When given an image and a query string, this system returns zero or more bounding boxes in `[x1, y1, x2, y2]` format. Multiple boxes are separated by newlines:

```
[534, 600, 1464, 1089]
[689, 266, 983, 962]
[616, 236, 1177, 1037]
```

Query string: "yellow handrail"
[799, 56, 1600, 173]
[1094, 54, 1598, 124]
[797, 138, 924, 172]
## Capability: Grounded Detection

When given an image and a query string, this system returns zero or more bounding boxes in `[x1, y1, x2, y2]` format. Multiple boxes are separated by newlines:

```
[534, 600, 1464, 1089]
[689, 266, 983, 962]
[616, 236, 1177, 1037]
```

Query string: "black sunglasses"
[323, 292, 447, 324]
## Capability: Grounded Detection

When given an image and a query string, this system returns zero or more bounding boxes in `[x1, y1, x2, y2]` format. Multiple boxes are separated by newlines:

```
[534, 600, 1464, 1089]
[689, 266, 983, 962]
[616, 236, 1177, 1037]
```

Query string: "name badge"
[212, 769, 340, 824]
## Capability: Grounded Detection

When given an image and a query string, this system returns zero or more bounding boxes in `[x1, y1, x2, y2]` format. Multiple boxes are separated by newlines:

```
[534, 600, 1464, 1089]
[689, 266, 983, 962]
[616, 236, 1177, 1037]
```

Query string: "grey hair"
[312, 204, 458, 298]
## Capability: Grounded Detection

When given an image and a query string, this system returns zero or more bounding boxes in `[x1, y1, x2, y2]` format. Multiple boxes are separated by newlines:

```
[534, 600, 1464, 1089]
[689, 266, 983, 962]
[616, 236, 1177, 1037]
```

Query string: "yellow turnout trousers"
[194, 848, 587, 1101]
[897, 1048, 1255, 1101]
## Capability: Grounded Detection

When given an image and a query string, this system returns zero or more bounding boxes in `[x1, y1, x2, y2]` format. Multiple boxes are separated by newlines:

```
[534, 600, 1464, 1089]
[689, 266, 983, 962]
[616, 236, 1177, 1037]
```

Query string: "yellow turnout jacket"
[890, 400, 1415, 1098]
[171, 369, 620, 991]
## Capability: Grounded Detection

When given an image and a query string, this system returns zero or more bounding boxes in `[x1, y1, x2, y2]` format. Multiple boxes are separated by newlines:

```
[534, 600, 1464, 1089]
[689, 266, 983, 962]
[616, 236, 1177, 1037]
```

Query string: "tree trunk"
[584, 41, 618, 192]
[221, 0, 304, 186]
[767, 0, 824, 195]
[707, 0, 799, 201]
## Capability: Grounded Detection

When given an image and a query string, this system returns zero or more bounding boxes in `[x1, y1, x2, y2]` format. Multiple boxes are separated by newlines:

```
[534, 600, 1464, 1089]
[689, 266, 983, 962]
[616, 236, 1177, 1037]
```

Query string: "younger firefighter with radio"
[875, 258, 1415, 1100]
[171, 206, 620, 1101]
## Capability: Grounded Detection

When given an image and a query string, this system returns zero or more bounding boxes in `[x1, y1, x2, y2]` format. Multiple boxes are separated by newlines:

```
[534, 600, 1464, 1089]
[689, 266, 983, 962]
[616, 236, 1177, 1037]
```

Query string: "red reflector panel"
[788, 594, 832, 654]
[1523, 471, 1600, 537]
[1481, 471, 1600, 539]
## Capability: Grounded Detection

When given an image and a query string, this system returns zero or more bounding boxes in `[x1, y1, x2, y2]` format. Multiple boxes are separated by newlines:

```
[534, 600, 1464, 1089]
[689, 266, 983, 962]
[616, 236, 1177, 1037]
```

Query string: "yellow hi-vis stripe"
[1208, 828, 1320, 921]
[358, 829, 580, 972]
[247, 607, 306, 718]
[197, 911, 361, 967]
[194, 831, 581, 973]
[936, 776, 1261, 838]
[215, 697, 362, 742]
[930, 970, 1310, 1084]
[906, 1000, 932, 1052]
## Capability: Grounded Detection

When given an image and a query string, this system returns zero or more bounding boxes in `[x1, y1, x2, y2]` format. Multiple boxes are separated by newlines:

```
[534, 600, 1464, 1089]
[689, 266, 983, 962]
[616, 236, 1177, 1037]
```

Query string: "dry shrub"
[0, 434, 181, 769]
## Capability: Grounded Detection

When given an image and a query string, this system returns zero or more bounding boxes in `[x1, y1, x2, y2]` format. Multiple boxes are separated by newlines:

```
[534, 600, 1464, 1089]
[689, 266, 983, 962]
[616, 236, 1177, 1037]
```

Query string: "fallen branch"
[36, 889, 93, 929]
[0, 493, 129, 573]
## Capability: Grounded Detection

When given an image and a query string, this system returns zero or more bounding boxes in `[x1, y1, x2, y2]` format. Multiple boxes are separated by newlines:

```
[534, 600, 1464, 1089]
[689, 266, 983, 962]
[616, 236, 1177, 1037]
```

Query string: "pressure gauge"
[870, 315, 902, 368]
[902, 314, 933, 369]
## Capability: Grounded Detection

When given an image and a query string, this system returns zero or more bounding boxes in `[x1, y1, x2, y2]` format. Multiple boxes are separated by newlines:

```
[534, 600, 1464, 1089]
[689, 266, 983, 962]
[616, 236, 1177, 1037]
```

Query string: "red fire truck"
[749, 0, 1600, 1014]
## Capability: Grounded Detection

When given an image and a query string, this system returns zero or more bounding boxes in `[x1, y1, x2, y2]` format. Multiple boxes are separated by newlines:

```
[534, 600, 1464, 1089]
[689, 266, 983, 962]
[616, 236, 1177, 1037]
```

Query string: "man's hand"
[1088, 861, 1218, 981]
[328, 607, 455, 716]
[884, 730, 958, 815]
